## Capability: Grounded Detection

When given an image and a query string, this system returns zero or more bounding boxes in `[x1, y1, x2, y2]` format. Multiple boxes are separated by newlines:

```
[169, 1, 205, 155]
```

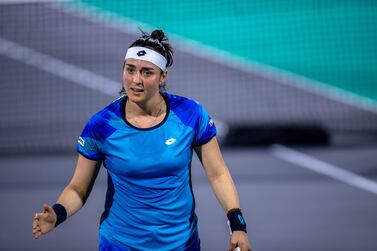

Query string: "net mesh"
[1, 0, 377, 154]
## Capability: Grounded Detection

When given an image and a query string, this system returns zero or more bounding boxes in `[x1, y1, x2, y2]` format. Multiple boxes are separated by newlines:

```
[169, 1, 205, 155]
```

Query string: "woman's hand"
[32, 204, 57, 239]
[229, 231, 251, 251]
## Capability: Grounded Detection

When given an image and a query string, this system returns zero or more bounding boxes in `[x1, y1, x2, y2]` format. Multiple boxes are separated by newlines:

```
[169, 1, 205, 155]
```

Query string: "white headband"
[125, 46, 167, 71]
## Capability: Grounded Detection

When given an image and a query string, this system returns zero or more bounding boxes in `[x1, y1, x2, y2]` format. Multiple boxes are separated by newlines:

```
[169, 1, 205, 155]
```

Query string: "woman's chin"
[128, 92, 145, 102]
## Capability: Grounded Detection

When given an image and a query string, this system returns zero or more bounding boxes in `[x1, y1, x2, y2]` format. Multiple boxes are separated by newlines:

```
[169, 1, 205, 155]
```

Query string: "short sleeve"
[76, 112, 116, 160]
[77, 117, 103, 160]
[193, 104, 217, 146]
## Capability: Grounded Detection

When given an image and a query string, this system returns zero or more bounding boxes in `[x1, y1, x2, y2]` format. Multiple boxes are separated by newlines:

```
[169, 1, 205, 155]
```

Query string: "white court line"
[0, 37, 119, 96]
[271, 144, 377, 196]
[51, 1, 377, 114]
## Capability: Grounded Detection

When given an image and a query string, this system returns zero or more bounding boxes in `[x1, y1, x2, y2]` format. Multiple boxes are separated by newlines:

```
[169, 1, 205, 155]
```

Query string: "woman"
[32, 29, 251, 251]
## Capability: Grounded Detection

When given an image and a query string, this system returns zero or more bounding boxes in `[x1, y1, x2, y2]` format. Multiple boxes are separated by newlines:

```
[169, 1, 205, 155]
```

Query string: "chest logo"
[165, 138, 176, 145]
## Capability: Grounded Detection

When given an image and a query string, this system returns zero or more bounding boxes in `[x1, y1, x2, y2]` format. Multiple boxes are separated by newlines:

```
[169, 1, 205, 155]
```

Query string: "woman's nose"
[132, 71, 142, 84]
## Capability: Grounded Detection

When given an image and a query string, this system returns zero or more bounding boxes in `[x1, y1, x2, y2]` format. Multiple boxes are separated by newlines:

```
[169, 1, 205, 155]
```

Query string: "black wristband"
[227, 208, 247, 233]
[52, 203, 67, 227]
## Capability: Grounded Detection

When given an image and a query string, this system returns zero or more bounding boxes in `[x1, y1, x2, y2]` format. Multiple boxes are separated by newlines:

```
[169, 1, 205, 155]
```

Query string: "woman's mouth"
[130, 87, 144, 94]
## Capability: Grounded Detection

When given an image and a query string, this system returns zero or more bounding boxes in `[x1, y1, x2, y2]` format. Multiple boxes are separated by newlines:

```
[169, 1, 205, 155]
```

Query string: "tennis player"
[32, 29, 251, 251]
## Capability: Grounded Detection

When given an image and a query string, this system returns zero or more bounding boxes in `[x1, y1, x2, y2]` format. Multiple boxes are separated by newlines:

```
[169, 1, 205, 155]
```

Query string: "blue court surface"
[0, 2, 377, 251]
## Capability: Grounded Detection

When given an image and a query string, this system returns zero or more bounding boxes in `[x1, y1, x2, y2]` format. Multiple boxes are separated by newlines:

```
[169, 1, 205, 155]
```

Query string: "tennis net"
[1, 0, 377, 154]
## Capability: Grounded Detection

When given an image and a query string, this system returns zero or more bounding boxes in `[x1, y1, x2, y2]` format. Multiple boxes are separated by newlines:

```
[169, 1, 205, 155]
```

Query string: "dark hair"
[121, 29, 173, 95]
[129, 29, 173, 68]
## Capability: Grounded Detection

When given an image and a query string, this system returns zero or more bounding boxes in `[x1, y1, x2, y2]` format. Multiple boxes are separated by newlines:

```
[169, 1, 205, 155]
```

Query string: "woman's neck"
[126, 92, 164, 116]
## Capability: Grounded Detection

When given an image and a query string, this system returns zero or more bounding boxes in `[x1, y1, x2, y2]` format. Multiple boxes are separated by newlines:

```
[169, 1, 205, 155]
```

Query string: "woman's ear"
[160, 70, 168, 83]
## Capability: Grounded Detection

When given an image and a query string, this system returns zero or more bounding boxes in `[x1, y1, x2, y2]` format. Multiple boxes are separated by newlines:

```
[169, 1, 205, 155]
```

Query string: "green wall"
[76, 0, 377, 101]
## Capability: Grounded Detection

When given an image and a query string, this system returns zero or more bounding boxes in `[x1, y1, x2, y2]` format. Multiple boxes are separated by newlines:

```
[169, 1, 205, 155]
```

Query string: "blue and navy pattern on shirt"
[77, 92, 216, 251]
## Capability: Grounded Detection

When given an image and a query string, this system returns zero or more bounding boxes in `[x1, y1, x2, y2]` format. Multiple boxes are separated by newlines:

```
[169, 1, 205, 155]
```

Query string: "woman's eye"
[143, 71, 153, 77]
[126, 68, 135, 74]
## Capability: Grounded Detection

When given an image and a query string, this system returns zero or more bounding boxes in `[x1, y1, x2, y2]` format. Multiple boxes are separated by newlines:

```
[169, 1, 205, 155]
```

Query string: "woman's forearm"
[195, 138, 242, 213]
[55, 155, 101, 218]
[208, 170, 241, 212]
[56, 184, 86, 217]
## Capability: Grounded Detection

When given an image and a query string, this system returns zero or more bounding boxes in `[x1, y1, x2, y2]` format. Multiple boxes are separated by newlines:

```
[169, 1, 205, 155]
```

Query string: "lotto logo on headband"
[137, 50, 146, 57]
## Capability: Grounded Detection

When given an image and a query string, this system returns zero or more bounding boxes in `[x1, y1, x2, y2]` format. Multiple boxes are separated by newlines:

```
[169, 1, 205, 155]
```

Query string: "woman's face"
[123, 58, 167, 103]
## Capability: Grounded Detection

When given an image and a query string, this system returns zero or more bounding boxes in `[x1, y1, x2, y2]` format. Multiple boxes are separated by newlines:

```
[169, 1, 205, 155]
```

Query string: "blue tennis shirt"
[77, 92, 216, 251]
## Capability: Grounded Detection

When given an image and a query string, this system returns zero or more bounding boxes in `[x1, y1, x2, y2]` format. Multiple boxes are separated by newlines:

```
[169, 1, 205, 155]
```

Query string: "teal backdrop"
[72, 0, 377, 102]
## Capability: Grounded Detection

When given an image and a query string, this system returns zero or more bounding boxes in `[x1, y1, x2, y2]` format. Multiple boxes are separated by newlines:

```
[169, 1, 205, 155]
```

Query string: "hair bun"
[130, 28, 173, 68]
[150, 29, 165, 42]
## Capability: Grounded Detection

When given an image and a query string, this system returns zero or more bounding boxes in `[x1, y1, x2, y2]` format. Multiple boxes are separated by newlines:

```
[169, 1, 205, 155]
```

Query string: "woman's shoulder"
[165, 92, 209, 129]
[164, 92, 202, 110]
[86, 96, 125, 126]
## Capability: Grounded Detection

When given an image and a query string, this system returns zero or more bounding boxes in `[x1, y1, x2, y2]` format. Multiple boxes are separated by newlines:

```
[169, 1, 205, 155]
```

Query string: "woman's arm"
[57, 154, 102, 217]
[194, 137, 240, 212]
[32, 154, 101, 239]
[194, 137, 251, 251]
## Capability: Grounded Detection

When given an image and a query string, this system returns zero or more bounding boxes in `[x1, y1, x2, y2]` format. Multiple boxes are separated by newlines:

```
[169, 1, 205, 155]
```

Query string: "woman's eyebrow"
[141, 67, 155, 71]
[125, 64, 155, 71]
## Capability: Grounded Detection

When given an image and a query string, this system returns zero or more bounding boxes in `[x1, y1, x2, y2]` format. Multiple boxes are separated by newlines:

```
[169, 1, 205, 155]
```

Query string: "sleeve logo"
[78, 137, 85, 147]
